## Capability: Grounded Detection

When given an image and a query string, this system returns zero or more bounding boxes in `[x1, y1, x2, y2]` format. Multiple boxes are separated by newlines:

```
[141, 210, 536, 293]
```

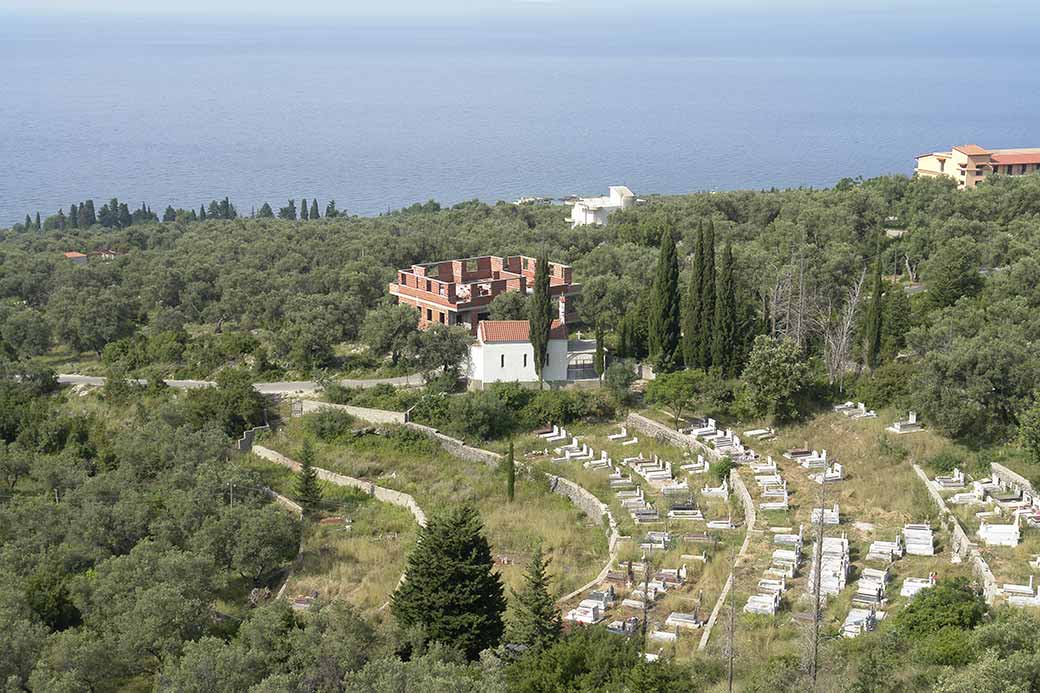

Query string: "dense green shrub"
[893, 578, 986, 638]
[303, 409, 355, 442]
[852, 360, 915, 410]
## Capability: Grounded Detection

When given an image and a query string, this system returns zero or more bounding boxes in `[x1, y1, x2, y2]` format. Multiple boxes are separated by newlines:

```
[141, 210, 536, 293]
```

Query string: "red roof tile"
[953, 144, 989, 156]
[991, 153, 1040, 165]
[479, 320, 567, 343]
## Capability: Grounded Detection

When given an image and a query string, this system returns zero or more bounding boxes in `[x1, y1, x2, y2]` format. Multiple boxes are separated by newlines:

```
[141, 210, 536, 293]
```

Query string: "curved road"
[57, 372, 425, 395]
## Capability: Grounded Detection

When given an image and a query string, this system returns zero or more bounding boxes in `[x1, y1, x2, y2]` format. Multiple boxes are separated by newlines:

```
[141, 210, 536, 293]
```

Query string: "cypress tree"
[506, 440, 515, 502]
[163, 206, 177, 222]
[117, 203, 132, 228]
[24, 215, 32, 231]
[199, 205, 207, 221]
[391, 504, 506, 660]
[528, 251, 553, 387]
[57, 208, 66, 230]
[190, 209, 198, 221]
[310, 198, 319, 220]
[295, 439, 323, 512]
[594, 329, 605, 379]
[34, 212, 41, 230]
[69, 203, 78, 228]
[864, 245, 884, 370]
[699, 220, 717, 367]
[648, 225, 681, 373]
[682, 224, 704, 368]
[325, 200, 339, 218]
[506, 544, 562, 651]
[301, 198, 309, 220]
[712, 243, 739, 377]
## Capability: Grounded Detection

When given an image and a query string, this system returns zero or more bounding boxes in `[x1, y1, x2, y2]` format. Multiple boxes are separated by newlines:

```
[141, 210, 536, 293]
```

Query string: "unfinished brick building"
[388, 255, 579, 333]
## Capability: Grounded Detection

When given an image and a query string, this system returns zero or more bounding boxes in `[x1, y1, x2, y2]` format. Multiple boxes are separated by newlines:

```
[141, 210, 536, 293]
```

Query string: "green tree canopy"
[391, 504, 505, 660]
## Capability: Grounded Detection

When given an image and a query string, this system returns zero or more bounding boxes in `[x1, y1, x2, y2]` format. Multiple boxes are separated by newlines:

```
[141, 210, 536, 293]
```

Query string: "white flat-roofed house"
[467, 320, 568, 389]
[567, 186, 635, 227]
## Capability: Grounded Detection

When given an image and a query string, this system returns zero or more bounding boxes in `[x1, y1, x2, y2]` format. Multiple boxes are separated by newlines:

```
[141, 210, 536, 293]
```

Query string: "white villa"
[567, 185, 635, 228]
[467, 320, 598, 389]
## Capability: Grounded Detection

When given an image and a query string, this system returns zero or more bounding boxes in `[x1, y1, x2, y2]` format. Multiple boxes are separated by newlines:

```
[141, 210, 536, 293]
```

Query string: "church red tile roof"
[478, 320, 567, 343]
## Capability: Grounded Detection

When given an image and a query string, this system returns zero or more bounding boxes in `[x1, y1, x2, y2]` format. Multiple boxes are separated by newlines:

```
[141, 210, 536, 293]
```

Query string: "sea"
[2, 7, 1040, 227]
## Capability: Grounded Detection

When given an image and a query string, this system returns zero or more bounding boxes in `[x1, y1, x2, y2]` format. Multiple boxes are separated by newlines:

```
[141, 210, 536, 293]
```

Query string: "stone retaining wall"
[912, 463, 998, 603]
[625, 412, 722, 462]
[404, 422, 503, 468]
[991, 463, 1037, 496]
[295, 398, 406, 425]
[548, 474, 622, 605]
[252, 445, 426, 527]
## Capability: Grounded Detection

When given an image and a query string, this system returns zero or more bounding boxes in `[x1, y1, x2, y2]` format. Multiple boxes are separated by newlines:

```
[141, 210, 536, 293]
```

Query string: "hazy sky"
[0, 0, 1014, 17]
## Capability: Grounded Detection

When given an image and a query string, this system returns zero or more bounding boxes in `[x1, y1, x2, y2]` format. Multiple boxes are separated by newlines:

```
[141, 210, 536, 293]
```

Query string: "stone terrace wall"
[296, 398, 406, 425]
[912, 463, 998, 603]
[991, 463, 1037, 495]
[252, 445, 426, 527]
[404, 422, 503, 468]
[625, 412, 723, 462]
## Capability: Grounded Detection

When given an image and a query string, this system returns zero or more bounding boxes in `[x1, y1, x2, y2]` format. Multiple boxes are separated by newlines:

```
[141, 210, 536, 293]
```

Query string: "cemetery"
[249, 399, 1036, 667]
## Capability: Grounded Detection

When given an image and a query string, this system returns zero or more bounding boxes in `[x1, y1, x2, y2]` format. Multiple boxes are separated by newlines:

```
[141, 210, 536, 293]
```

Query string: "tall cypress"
[69, 203, 78, 228]
[24, 215, 32, 231]
[301, 198, 309, 220]
[712, 243, 739, 377]
[295, 439, 323, 512]
[34, 212, 41, 230]
[506, 545, 562, 651]
[57, 208, 66, 230]
[505, 440, 515, 502]
[864, 244, 884, 370]
[648, 225, 681, 372]
[310, 198, 319, 220]
[391, 504, 506, 660]
[528, 251, 553, 387]
[682, 224, 705, 368]
[199, 205, 207, 221]
[699, 220, 717, 367]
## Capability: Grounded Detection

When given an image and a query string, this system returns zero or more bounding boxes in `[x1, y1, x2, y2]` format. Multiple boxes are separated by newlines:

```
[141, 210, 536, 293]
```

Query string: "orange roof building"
[389, 255, 579, 334]
[915, 144, 1040, 189]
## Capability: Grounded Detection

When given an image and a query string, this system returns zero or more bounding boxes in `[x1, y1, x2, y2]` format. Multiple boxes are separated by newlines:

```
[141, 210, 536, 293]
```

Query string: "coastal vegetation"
[5, 172, 1040, 690]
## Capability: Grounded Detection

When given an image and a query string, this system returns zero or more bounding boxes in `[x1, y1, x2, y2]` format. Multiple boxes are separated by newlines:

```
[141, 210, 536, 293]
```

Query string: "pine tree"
[864, 245, 884, 370]
[117, 203, 132, 228]
[325, 200, 339, 218]
[699, 220, 717, 367]
[295, 439, 323, 512]
[528, 251, 553, 387]
[69, 203, 79, 228]
[391, 504, 506, 660]
[506, 545, 562, 651]
[199, 205, 207, 221]
[506, 440, 515, 502]
[648, 225, 681, 373]
[682, 224, 704, 368]
[163, 206, 177, 222]
[712, 243, 739, 377]
[258, 202, 274, 218]
[310, 198, 319, 220]
[301, 198, 309, 220]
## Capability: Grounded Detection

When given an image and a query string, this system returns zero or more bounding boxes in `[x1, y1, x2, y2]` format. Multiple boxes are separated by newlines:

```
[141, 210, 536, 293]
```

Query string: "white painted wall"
[469, 338, 568, 386]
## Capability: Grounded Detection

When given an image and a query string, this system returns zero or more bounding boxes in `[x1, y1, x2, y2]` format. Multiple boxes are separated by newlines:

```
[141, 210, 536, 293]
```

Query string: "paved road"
[57, 372, 424, 394]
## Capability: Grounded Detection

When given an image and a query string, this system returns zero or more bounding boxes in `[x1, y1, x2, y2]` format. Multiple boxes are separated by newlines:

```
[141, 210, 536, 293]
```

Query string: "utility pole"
[641, 552, 652, 657]
[808, 477, 827, 691]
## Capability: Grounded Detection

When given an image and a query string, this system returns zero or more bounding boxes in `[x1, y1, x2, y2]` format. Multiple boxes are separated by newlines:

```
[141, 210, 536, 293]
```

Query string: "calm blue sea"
[2, 9, 1040, 227]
